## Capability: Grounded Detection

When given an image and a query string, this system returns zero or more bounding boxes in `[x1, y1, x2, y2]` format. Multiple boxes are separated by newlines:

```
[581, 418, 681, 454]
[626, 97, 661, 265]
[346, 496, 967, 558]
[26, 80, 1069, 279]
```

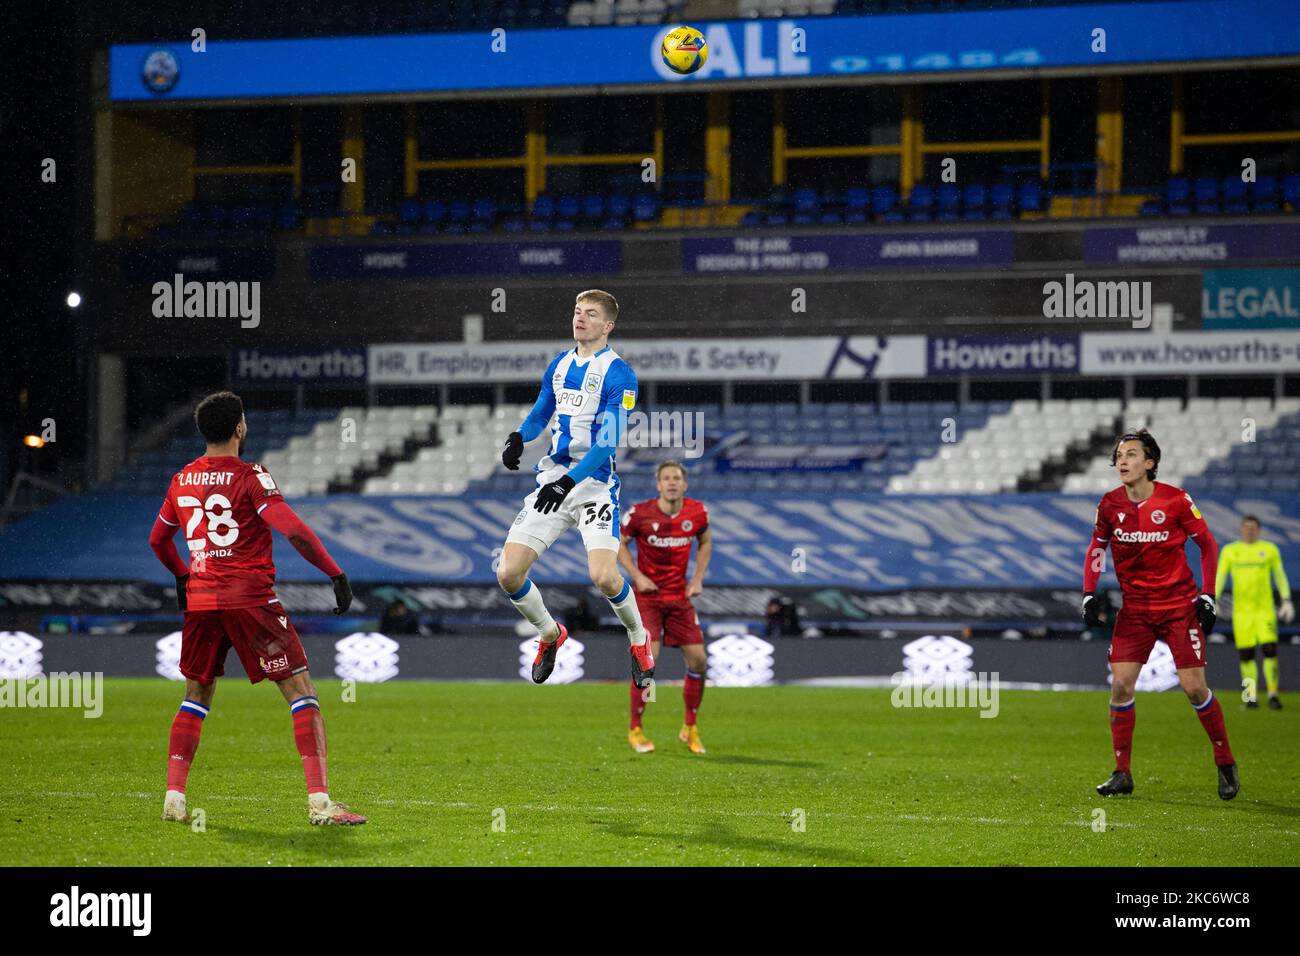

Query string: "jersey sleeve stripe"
[158, 513, 179, 526]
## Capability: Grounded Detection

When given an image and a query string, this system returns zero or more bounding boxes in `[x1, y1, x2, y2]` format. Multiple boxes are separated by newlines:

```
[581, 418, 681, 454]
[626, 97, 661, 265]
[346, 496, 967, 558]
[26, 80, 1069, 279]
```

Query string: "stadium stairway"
[1064, 397, 1300, 495]
[888, 399, 1122, 494]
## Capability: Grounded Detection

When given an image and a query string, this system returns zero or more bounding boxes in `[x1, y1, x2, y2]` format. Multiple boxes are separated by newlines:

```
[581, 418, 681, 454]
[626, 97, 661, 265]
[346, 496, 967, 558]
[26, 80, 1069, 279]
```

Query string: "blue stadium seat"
[399, 199, 422, 224]
[1017, 180, 1044, 213]
[633, 192, 660, 222]
[1282, 174, 1300, 210]
[423, 199, 446, 224]
[1193, 177, 1219, 215]
[908, 184, 934, 215]
[936, 184, 960, 218]
[1252, 175, 1279, 212]
[990, 183, 1015, 220]
[844, 187, 870, 224]
[1221, 177, 1249, 214]
[871, 185, 898, 219]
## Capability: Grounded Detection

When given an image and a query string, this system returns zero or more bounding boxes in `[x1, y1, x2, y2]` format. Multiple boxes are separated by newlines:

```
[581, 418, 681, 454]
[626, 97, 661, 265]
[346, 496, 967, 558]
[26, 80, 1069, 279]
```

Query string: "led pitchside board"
[109, 0, 1300, 103]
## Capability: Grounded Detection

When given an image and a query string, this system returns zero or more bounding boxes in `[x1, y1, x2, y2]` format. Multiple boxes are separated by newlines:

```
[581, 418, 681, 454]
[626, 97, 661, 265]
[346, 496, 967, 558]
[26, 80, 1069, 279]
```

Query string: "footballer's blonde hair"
[576, 289, 619, 324]
[656, 459, 687, 480]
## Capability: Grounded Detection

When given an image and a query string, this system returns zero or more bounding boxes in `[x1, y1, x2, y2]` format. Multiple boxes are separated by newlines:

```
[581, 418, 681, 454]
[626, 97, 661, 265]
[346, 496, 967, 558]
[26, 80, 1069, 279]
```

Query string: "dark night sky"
[5, 2, 80, 454]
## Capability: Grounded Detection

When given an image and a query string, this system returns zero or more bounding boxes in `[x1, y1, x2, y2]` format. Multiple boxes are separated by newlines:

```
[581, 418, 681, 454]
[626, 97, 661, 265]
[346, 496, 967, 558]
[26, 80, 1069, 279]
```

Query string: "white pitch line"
[13, 790, 1297, 837]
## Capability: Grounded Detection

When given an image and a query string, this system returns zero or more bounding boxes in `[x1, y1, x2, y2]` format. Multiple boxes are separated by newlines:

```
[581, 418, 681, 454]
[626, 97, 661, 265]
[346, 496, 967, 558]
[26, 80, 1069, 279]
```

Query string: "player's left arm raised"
[688, 526, 713, 598]
[1178, 492, 1219, 631]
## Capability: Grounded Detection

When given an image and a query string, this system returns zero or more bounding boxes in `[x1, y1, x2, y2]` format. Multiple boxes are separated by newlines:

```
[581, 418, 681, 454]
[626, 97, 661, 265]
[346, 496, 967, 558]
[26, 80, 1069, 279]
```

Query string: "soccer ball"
[661, 26, 708, 75]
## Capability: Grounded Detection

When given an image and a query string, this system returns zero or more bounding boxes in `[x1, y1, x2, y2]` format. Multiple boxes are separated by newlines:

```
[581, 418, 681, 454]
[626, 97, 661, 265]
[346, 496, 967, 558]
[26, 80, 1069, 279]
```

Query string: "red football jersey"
[1089, 481, 1214, 612]
[157, 456, 285, 611]
[621, 497, 709, 597]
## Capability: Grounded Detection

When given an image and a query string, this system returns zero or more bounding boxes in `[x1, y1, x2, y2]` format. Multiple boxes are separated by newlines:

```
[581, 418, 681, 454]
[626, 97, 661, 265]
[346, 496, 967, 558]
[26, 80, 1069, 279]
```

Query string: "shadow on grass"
[1141, 795, 1300, 819]
[210, 823, 380, 863]
[597, 817, 869, 866]
[699, 754, 821, 769]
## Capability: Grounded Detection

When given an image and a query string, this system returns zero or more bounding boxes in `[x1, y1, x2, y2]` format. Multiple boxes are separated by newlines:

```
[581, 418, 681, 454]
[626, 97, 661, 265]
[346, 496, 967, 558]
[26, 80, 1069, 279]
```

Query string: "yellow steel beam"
[706, 91, 730, 203]
[404, 105, 418, 197]
[1040, 79, 1051, 181]
[773, 90, 787, 186]
[785, 144, 903, 159]
[341, 104, 364, 214]
[901, 88, 921, 198]
[654, 95, 665, 190]
[1095, 76, 1123, 195]
[1182, 130, 1300, 146]
[1170, 74, 1185, 174]
[413, 156, 527, 170]
[526, 101, 545, 203]
[192, 165, 296, 175]
[544, 153, 648, 166]
[919, 140, 1042, 154]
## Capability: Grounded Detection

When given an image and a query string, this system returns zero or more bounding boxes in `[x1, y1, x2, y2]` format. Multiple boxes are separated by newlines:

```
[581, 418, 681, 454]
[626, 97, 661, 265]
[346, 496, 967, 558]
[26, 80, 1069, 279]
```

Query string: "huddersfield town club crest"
[142, 49, 180, 94]
[585, 372, 601, 393]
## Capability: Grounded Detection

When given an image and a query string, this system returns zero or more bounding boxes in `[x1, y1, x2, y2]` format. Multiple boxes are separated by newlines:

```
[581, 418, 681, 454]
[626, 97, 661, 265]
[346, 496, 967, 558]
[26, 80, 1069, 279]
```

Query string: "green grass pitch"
[1, 679, 1297, 866]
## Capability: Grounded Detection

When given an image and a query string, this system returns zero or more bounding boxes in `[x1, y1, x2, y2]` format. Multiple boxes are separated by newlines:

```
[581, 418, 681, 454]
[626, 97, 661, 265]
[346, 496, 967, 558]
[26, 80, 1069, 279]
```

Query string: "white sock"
[607, 579, 646, 646]
[508, 579, 559, 641]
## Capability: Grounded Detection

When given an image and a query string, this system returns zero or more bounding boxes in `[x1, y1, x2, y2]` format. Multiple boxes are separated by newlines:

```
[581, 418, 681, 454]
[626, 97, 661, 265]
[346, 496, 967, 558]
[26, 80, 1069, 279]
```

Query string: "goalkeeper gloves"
[175, 574, 189, 613]
[534, 474, 576, 514]
[1280, 599, 1295, 624]
[1081, 591, 1103, 628]
[1195, 593, 1217, 633]
[502, 432, 524, 471]
[331, 572, 353, 615]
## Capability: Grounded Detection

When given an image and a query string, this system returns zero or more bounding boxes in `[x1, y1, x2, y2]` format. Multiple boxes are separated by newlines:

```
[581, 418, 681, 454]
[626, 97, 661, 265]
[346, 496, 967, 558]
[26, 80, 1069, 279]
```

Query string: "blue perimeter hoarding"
[683, 232, 1015, 271]
[110, 1, 1300, 101]
[2, 492, 1295, 591]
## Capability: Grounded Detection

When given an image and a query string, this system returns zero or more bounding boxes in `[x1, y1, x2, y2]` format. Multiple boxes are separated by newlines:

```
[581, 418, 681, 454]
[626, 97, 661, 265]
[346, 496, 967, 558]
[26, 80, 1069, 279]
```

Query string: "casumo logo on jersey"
[900, 634, 974, 683]
[334, 632, 400, 682]
[0, 631, 44, 679]
[518, 635, 585, 683]
[647, 534, 692, 547]
[156, 632, 184, 681]
[1113, 530, 1171, 543]
[705, 633, 775, 687]
[1110, 640, 1179, 692]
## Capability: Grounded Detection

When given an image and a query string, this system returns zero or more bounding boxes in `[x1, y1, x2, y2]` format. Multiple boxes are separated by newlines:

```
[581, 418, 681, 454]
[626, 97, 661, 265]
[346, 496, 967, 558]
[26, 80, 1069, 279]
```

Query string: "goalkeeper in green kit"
[1215, 515, 1294, 710]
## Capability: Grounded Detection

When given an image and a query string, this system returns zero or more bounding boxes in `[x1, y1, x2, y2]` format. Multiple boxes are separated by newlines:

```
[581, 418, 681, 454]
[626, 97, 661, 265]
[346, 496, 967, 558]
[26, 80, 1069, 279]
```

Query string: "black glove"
[176, 574, 189, 613]
[1195, 593, 1217, 633]
[502, 432, 524, 471]
[1081, 591, 1103, 628]
[534, 474, 576, 514]
[331, 572, 353, 615]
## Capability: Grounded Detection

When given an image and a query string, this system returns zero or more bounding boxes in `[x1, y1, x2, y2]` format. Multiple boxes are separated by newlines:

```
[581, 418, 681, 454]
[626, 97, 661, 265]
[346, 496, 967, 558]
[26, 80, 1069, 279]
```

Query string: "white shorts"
[505, 473, 621, 555]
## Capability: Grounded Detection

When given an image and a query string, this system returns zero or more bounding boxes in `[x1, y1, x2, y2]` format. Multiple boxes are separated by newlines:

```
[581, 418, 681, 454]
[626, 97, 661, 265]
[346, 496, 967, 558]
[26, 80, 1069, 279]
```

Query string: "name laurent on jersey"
[177, 471, 235, 486]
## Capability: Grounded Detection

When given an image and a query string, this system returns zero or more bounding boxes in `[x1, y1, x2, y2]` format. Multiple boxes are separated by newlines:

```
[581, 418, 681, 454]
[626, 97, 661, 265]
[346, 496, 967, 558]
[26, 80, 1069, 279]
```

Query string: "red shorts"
[635, 592, 704, 647]
[180, 604, 309, 684]
[1108, 602, 1207, 671]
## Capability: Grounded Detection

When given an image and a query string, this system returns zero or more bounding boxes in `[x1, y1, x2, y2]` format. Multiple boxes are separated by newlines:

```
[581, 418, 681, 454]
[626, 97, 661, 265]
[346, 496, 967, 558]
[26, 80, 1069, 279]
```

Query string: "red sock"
[629, 679, 647, 730]
[291, 696, 329, 795]
[683, 670, 705, 726]
[1109, 700, 1135, 773]
[1194, 692, 1235, 766]
[167, 701, 208, 793]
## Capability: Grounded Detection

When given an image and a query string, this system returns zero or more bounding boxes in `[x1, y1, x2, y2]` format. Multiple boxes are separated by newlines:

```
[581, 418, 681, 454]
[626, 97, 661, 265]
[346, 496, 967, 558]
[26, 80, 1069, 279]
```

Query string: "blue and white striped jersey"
[518, 346, 638, 484]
